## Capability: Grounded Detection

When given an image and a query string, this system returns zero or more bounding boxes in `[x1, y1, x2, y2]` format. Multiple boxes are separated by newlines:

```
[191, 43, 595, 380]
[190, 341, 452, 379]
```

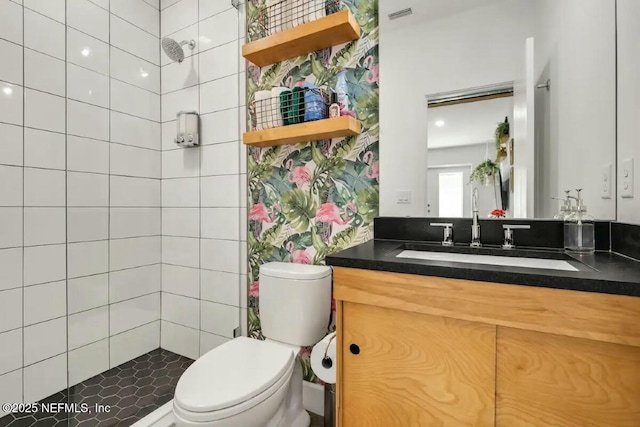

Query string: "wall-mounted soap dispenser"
[175, 111, 199, 147]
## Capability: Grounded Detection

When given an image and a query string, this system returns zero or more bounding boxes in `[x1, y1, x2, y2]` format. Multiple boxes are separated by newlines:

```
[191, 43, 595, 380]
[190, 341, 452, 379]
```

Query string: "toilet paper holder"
[175, 110, 200, 147]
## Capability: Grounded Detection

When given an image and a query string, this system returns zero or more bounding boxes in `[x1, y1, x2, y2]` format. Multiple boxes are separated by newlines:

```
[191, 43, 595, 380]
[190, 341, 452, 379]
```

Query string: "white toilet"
[172, 262, 332, 427]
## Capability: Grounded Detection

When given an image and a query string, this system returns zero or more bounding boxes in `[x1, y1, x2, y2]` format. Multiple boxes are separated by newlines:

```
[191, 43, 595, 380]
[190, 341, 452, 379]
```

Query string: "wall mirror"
[380, 0, 617, 219]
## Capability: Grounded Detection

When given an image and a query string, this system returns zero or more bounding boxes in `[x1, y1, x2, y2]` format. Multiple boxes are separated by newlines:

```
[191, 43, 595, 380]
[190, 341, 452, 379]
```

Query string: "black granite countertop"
[326, 239, 640, 297]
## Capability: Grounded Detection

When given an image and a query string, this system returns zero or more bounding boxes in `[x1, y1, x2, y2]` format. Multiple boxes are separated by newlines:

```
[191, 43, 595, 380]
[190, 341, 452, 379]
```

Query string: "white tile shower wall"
[0, 0, 162, 413]
[159, 0, 244, 358]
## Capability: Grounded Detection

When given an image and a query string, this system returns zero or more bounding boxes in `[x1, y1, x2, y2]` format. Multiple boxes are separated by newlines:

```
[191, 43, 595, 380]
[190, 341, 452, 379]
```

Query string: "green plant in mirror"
[470, 159, 500, 184]
[495, 117, 510, 149]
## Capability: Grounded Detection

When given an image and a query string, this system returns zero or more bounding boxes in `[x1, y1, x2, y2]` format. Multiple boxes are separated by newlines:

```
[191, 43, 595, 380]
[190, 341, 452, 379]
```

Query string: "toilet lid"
[174, 337, 295, 413]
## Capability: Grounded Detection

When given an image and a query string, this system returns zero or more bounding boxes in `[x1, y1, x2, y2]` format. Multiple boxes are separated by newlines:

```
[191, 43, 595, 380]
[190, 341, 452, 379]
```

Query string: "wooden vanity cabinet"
[334, 267, 640, 427]
[340, 302, 496, 426]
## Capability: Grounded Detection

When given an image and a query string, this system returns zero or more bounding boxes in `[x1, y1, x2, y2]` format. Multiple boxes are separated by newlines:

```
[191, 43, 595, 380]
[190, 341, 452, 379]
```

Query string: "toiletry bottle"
[564, 189, 595, 254]
[553, 190, 573, 220]
[335, 70, 351, 116]
[329, 93, 340, 118]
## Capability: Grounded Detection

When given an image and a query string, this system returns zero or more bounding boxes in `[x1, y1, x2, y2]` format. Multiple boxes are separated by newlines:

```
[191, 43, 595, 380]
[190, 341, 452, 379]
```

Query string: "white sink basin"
[396, 250, 579, 272]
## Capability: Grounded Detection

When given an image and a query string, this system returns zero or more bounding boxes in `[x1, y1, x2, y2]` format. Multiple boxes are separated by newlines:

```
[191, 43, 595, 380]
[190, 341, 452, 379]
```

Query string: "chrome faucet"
[502, 224, 531, 249]
[471, 188, 481, 247]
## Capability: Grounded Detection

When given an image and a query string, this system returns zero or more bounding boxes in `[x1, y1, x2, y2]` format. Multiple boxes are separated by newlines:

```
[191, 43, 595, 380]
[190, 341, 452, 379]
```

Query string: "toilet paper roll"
[310, 332, 337, 384]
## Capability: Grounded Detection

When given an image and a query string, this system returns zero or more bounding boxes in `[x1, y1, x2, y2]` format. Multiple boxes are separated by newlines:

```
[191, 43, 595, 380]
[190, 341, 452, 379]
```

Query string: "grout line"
[197, 0, 203, 357]
[161, 104, 241, 124]
[21, 351, 68, 371]
[67, 336, 109, 354]
[161, 7, 235, 40]
[5, 164, 162, 180]
[237, 0, 245, 330]
[110, 43, 161, 72]
[166, 171, 242, 178]
[67, 24, 160, 67]
[68, 290, 161, 318]
[163, 290, 242, 309]
[21, 4, 66, 26]
[0, 263, 160, 293]
[160, 0, 183, 12]
[161, 70, 240, 96]
[161, 319, 237, 341]
[110, 12, 160, 39]
[0, 77, 162, 123]
[158, 0, 164, 350]
[109, 318, 161, 339]
[21, 0, 25, 403]
[160, 36, 241, 69]
[68, 61, 161, 97]
[162, 235, 240, 242]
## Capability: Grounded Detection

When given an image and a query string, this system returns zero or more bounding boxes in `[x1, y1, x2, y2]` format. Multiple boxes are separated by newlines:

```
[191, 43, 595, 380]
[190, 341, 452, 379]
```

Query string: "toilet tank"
[259, 262, 332, 347]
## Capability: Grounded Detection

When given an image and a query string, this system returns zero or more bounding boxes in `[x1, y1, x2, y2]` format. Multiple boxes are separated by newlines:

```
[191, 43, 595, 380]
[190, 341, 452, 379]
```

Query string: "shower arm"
[180, 40, 196, 50]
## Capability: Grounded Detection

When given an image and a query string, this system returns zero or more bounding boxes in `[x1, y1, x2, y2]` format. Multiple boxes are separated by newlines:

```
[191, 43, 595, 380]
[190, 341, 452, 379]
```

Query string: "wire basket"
[252, 87, 333, 131]
[255, 0, 342, 38]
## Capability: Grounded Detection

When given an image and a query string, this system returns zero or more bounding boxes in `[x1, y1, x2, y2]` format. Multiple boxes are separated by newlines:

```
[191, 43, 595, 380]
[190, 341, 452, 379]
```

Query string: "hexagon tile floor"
[0, 349, 194, 427]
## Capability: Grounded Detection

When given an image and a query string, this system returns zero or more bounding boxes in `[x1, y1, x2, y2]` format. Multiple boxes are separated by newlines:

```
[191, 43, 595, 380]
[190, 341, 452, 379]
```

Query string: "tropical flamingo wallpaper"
[245, 0, 379, 382]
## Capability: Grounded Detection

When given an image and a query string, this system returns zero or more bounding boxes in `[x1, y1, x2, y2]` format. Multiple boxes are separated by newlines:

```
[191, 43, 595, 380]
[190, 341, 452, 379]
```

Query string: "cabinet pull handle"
[349, 344, 360, 355]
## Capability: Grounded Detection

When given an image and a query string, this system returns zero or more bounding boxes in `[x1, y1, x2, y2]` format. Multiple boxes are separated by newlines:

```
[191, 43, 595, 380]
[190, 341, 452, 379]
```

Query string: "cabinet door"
[341, 302, 496, 426]
[496, 327, 640, 426]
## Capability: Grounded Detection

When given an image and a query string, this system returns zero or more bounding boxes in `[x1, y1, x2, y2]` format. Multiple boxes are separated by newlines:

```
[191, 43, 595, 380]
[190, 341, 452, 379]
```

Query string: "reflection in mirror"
[427, 85, 513, 218]
[379, 0, 617, 219]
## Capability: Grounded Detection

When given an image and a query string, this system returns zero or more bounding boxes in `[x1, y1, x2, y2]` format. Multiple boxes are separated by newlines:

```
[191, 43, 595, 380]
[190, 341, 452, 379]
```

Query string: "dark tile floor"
[0, 349, 193, 427]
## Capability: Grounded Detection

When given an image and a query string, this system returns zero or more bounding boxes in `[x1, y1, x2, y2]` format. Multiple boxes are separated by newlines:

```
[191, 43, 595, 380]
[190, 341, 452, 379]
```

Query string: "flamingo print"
[248, 203, 279, 223]
[248, 203, 279, 238]
[363, 55, 379, 85]
[363, 151, 379, 179]
[286, 159, 311, 188]
[286, 241, 311, 264]
[315, 201, 357, 226]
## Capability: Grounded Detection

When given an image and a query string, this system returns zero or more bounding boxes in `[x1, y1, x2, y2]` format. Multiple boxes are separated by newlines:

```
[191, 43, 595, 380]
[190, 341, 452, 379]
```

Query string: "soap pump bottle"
[563, 189, 595, 254]
[553, 190, 573, 220]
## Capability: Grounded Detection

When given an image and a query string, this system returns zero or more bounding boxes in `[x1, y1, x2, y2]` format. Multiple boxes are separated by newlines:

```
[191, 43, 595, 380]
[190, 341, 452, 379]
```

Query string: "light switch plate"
[621, 158, 634, 198]
[601, 163, 612, 199]
[396, 190, 411, 204]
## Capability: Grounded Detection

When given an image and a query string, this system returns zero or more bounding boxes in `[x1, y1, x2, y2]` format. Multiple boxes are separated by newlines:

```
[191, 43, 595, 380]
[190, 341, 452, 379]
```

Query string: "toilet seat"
[173, 337, 296, 423]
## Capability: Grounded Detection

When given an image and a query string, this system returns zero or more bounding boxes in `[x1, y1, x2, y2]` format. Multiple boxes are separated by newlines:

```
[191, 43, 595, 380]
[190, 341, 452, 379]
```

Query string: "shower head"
[161, 37, 196, 63]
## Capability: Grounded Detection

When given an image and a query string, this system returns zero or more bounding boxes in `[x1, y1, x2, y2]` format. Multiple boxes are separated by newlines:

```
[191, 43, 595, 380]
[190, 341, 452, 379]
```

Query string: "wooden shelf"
[242, 10, 361, 67]
[243, 116, 361, 147]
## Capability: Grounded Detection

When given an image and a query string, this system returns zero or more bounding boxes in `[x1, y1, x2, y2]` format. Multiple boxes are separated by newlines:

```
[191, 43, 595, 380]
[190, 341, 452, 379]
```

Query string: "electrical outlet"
[601, 164, 612, 199]
[621, 158, 634, 198]
[396, 190, 411, 204]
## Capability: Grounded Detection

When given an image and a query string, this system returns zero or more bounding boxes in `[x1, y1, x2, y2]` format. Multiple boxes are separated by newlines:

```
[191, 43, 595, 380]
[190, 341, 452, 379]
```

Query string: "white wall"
[617, 0, 640, 225]
[159, 0, 246, 360]
[379, 0, 537, 216]
[0, 0, 161, 412]
[533, 0, 616, 220]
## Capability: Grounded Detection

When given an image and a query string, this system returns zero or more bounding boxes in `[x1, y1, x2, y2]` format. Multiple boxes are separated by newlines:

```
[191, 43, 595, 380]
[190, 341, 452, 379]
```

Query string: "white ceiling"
[427, 96, 513, 149]
[380, 0, 505, 29]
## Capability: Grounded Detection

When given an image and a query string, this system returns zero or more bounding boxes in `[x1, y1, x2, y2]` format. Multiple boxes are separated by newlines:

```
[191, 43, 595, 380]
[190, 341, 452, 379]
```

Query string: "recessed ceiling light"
[435, 120, 445, 127]
[140, 68, 149, 78]
[2, 86, 13, 95]
[81, 48, 91, 57]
